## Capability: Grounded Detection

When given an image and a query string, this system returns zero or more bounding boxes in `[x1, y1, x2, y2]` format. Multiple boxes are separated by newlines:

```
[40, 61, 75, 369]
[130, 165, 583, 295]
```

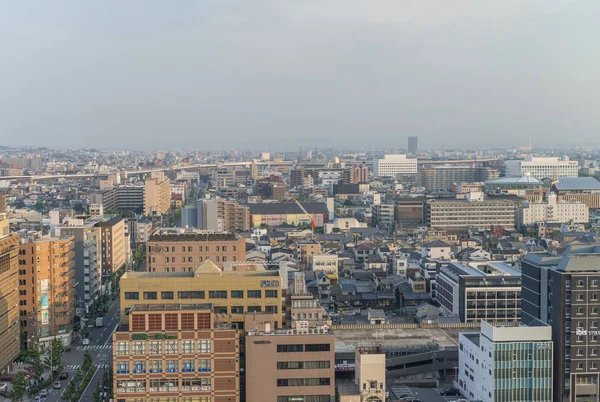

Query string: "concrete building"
[521, 193, 588, 225]
[408, 136, 418, 155]
[290, 167, 306, 188]
[372, 154, 417, 178]
[353, 163, 369, 183]
[418, 165, 500, 192]
[196, 199, 251, 233]
[100, 184, 145, 212]
[249, 203, 330, 228]
[113, 303, 239, 402]
[245, 318, 335, 402]
[147, 230, 246, 271]
[97, 215, 126, 278]
[506, 156, 578, 180]
[371, 203, 394, 229]
[144, 171, 171, 216]
[120, 260, 284, 330]
[56, 219, 103, 314]
[18, 236, 76, 349]
[323, 218, 368, 234]
[458, 321, 553, 402]
[311, 254, 339, 282]
[521, 246, 600, 401]
[394, 199, 425, 225]
[0, 193, 6, 213]
[436, 262, 521, 323]
[0, 214, 20, 374]
[425, 195, 518, 230]
[421, 239, 452, 260]
[296, 240, 322, 269]
[485, 175, 544, 202]
[552, 176, 600, 209]
[337, 347, 386, 402]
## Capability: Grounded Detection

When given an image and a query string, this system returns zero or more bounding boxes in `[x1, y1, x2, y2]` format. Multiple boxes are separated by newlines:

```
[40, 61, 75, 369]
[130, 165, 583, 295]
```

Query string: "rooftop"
[553, 177, 600, 192]
[149, 231, 237, 242]
[334, 327, 460, 353]
[129, 303, 214, 313]
[248, 202, 329, 215]
[485, 175, 542, 186]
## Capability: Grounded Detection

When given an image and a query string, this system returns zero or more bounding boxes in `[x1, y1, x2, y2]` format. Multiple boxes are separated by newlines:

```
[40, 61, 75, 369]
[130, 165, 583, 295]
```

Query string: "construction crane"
[288, 192, 317, 238]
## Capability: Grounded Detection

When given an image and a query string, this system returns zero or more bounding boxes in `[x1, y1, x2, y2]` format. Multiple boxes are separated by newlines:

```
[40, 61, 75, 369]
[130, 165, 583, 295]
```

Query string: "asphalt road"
[38, 299, 120, 402]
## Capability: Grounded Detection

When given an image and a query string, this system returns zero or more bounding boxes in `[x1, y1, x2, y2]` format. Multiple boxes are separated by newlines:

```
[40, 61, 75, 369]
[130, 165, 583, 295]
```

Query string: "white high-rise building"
[373, 154, 417, 177]
[506, 156, 578, 180]
[521, 193, 588, 225]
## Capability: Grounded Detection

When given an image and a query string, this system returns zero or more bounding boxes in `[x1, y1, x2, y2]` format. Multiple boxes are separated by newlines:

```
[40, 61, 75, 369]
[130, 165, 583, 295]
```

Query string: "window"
[161, 291, 174, 300]
[166, 340, 178, 354]
[577, 280, 585, 287]
[247, 290, 261, 298]
[216, 246, 220, 252]
[593, 294, 599, 301]
[182, 360, 194, 372]
[265, 290, 278, 298]
[199, 340, 211, 353]
[248, 306, 261, 313]
[116, 361, 129, 374]
[149, 360, 162, 373]
[116, 342, 129, 355]
[209, 291, 228, 299]
[577, 349, 584, 356]
[132, 341, 146, 354]
[199, 359, 211, 372]
[577, 307, 584, 315]
[594, 307, 599, 315]
[277, 344, 304, 353]
[593, 279, 599, 287]
[305, 344, 331, 352]
[125, 292, 139, 300]
[133, 361, 146, 374]
[149, 341, 162, 354]
[577, 294, 585, 301]
[265, 305, 278, 313]
[231, 290, 244, 298]
[178, 291, 205, 299]
[231, 306, 244, 314]
[143, 292, 157, 300]
[214, 306, 227, 314]
[182, 340, 194, 354]
[166, 360, 178, 373]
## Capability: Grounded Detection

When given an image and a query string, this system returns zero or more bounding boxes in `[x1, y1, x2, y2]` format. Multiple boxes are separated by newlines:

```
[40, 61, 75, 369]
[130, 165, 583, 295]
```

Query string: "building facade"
[19, 236, 76, 349]
[436, 262, 521, 323]
[521, 193, 589, 225]
[249, 203, 329, 228]
[372, 154, 417, 178]
[425, 196, 518, 230]
[418, 165, 500, 192]
[120, 260, 284, 330]
[147, 231, 246, 271]
[458, 321, 553, 402]
[408, 136, 418, 155]
[100, 184, 144, 212]
[506, 157, 578, 180]
[245, 324, 335, 402]
[97, 215, 127, 278]
[0, 214, 20, 374]
[113, 304, 239, 402]
[144, 171, 171, 216]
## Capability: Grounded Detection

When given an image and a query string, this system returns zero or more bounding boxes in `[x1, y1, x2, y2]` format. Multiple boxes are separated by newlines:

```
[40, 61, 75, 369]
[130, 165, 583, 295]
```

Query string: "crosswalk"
[81, 345, 112, 350]
[65, 364, 111, 370]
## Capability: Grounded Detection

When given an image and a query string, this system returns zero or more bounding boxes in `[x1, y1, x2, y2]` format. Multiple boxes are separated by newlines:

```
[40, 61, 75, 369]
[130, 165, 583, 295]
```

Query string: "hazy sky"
[1, 1, 599, 151]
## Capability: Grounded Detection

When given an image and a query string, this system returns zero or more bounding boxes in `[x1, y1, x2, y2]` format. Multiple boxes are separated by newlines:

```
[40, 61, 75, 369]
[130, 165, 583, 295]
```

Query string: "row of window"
[276, 397, 330, 402]
[277, 361, 331, 370]
[277, 344, 331, 353]
[116, 378, 212, 393]
[116, 359, 213, 374]
[277, 378, 331, 387]
[116, 340, 211, 355]
[159, 255, 235, 263]
[125, 289, 278, 301]
[155, 245, 236, 253]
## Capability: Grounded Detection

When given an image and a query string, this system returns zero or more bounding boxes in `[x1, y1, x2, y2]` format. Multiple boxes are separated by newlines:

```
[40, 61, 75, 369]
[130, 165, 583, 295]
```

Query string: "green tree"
[9, 372, 27, 402]
[62, 379, 76, 401]
[45, 338, 64, 371]
[34, 200, 44, 212]
[83, 352, 93, 373]
[73, 367, 83, 387]
[92, 382, 101, 402]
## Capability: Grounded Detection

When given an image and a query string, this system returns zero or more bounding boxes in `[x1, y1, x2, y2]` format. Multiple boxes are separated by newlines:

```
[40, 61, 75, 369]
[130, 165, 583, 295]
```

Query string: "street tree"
[9, 372, 27, 402]
[83, 352, 93, 373]
[62, 379, 76, 401]
[92, 382, 101, 402]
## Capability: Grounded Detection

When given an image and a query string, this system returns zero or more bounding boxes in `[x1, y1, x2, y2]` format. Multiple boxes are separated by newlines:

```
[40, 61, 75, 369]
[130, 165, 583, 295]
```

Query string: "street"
[41, 299, 119, 402]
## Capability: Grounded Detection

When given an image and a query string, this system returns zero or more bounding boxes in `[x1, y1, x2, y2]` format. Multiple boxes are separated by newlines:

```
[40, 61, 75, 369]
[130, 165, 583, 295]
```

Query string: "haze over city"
[2, 0, 599, 150]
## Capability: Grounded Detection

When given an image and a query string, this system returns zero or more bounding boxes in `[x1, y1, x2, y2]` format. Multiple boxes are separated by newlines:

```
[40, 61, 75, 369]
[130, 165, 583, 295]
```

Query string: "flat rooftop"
[149, 232, 237, 242]
[130, 303, 214, 312]
[333, 327, 460, 353]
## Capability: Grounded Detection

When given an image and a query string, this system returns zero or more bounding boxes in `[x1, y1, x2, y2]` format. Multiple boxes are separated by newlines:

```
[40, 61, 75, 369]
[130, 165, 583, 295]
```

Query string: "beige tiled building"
[113, 303, 239, 402]
[120, 260, 284, 330]
[18, 236, 76, 349]
[144, 171, 171, 216]
[147, 231, 246, 271]
[245, 316, 335, 402]
[97, 215, 127, 277]
[0, 214, 20, 374]
[337, 347, 386, 402]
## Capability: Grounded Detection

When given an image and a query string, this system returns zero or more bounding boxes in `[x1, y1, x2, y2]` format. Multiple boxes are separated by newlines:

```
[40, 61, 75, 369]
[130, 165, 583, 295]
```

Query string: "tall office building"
[18, 236, 76, 349]
[408, 136, 418, 154]
[458, 321, 553, 401]
[197, 199, 250, 233]
[0, 214, 20, 374]
[290, 167, 306, 188]
[522, 246, 600, 401]
[144, 171, 171, 216]
[113, 303, 239, 401]
[372, 154, 418, 178]
[418, 165, 500, 192]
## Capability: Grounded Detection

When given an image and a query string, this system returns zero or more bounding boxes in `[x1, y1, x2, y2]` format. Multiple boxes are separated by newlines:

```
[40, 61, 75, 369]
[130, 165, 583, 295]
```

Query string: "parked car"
[39, 389, 48, 397]
[33, 396, 45, 402]
[59, 371, 69, 380]
[440, 388, 461, 396]
[53, 381, 61, 389]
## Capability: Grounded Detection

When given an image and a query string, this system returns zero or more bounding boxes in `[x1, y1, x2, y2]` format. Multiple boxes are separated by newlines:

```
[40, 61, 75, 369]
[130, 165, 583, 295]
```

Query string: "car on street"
[39, 389, 48, 397]
[33, 396, 45, 402]
[440, 388, 461, 396]
[59, 371, 69, 380]
[53, 381, 61, 389]
[82, 337, 91, 345]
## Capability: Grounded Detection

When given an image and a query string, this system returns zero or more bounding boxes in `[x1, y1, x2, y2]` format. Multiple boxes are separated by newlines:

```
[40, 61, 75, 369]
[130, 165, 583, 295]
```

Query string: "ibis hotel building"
[522, 246, 600, 401]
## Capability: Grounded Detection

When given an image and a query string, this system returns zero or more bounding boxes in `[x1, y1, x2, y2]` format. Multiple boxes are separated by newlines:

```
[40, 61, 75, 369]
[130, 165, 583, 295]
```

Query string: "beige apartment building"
[245, 316, 335, 402]
[113, 303, 239, 402]
[0, 214, 20, 374]
[144, 171, 171, 216]
[338, 347, 386, 402]
[18, 236, 76, 349]
[97, 215, 127, 277]
[425, 195, 519, 230]
[296, 240, 322, 269]
[147, 231, 246, 271]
